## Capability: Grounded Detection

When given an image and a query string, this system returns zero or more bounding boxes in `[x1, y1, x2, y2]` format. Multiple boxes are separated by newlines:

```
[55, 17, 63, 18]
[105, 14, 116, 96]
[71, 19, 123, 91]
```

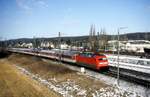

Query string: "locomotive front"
[94, 54, 109, 70]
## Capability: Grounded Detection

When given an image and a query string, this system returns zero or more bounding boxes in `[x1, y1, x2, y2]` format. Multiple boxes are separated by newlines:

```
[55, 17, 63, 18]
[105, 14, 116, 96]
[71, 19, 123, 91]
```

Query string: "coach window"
[80, 53, 85, 57]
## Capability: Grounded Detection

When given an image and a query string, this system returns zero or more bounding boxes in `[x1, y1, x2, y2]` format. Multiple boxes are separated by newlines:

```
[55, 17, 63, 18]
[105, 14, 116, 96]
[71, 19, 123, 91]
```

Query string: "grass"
[0, 58, 61, 97]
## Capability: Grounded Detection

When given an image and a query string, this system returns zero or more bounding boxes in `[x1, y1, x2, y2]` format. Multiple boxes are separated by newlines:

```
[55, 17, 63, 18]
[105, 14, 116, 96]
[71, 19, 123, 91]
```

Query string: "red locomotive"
[75, 52, 109, 70]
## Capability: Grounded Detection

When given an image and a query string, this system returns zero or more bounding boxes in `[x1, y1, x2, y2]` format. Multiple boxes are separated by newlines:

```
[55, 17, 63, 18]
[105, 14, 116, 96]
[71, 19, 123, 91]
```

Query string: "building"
[108, 40, 150, 53]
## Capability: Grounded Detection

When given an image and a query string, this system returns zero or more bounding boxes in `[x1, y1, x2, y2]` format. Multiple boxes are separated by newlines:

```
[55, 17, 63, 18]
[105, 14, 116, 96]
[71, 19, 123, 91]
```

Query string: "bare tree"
[98, 28, 108, 50]
[89, 24, 93, 50]
[88, 24, 100, 52]
[89, 25, 109, 52]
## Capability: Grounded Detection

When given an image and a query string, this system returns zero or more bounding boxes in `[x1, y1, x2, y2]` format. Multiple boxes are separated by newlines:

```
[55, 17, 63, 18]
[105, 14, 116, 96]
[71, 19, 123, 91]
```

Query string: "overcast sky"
[0, 0, 150, 39]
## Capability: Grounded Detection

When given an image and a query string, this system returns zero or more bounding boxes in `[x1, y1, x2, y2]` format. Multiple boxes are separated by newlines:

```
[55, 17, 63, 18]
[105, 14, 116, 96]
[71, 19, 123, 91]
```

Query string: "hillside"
[1, 32, 150, 46]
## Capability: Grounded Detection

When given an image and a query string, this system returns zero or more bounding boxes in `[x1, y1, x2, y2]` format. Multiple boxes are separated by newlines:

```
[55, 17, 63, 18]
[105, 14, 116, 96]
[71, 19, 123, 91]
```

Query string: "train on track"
[10, 48, 109, 70]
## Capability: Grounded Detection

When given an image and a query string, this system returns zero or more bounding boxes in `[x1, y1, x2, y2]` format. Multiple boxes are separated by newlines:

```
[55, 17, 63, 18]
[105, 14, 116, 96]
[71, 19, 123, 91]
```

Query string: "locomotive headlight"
[99, 63, 103, 64]
[99, 62, 108, 64]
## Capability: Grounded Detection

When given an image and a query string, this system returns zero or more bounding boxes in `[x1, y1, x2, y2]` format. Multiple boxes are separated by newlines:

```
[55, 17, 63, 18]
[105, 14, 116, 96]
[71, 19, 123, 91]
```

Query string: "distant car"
[75, 52, 109, 70]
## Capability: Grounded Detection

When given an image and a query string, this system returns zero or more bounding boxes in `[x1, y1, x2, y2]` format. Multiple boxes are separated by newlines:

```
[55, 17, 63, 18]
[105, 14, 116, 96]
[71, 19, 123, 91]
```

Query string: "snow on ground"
[92, 86, 135, 97]
[47, 60, 149, 97]
[16, 65, 87, 97]
[84, 69, 149, 97]
[15, 63, 147, 97]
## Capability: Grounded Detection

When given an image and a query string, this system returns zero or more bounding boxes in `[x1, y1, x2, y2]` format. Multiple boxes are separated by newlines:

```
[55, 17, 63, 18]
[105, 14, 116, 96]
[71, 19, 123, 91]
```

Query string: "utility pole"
[117, 28, 120, 86]
[58, 32, 61, 63]
[117, 27, 127, 86]
[33, 36, 36, 55]
[58, 32, 61, 49]
[112, 33, 115, 55]
[33, 36, 36, 50]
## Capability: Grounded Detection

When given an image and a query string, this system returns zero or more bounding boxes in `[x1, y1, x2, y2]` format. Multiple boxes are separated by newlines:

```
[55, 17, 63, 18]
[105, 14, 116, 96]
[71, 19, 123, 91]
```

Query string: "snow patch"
[92, 86, 137, 97]
[15, 65, 87, 97]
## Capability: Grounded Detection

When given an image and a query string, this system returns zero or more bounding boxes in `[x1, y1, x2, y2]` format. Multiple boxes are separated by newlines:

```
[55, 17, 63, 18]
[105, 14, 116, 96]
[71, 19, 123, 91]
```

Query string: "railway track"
[107, 66, 150, 87]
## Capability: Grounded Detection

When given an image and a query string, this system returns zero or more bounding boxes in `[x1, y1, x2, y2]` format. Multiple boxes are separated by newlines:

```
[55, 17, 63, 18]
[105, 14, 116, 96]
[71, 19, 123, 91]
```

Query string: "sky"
[0, 0, 150, 40]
